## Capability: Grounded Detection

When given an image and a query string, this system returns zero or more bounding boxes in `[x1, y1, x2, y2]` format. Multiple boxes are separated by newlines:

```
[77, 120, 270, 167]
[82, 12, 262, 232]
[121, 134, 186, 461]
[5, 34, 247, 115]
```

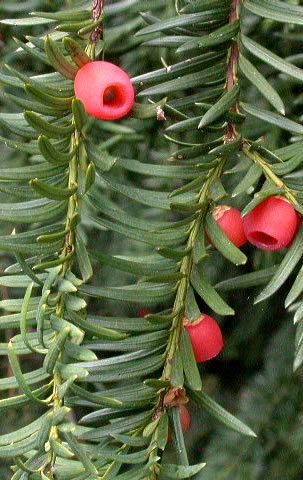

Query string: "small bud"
[156, 106, 166, 121]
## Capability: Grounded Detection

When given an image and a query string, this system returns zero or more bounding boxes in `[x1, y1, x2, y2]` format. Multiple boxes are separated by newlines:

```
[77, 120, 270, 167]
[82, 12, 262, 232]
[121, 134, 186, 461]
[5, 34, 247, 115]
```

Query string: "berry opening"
[102, 84, 125, 109]
[250, 231, 277, 246]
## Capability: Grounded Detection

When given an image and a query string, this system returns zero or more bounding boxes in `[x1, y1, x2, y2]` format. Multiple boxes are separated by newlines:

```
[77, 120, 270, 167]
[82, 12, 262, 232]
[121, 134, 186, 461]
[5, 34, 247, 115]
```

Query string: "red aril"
[243, 196, 298, 251]
[74, 61, 135, 120]
[184, 314, 223, 362]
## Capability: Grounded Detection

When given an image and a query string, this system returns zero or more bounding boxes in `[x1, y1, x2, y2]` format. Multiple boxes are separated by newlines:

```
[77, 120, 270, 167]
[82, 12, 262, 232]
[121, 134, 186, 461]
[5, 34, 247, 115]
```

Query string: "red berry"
[243, 196, 299, 251]
[74, 61, 135, 120]
[139, 309, 149, 318]
[184, 314, 223, 362]
[211, 205, 247, 247]
[168, 405, 191, 443]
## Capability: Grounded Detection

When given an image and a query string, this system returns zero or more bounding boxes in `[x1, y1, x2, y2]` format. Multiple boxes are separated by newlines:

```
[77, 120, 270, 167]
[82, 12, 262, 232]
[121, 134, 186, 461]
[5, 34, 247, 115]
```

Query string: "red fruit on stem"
[243, 196, 299, 251]
[184, 314, 223, 362]
[74, 61, 135, 120]
[168, 405, 191, 443]
[211, 205, 247, 247]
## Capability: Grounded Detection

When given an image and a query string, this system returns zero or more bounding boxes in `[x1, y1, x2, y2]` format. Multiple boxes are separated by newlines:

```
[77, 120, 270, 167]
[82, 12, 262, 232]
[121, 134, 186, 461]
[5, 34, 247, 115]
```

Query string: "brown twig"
[226, 0, 241, 142]
[90, 0, 104, 43]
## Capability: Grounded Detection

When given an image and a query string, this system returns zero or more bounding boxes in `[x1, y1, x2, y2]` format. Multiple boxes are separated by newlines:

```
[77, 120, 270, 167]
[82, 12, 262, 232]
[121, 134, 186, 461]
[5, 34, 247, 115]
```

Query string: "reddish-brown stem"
[230, 0, 240, 23]
[226, 0, 241, 142]
[90, 0, 104, 43]
[92, 0, 104, 21]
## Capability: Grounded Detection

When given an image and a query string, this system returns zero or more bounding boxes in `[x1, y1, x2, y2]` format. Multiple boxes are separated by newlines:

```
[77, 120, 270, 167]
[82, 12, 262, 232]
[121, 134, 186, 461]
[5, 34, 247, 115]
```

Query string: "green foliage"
[0, 0, 303, 479]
